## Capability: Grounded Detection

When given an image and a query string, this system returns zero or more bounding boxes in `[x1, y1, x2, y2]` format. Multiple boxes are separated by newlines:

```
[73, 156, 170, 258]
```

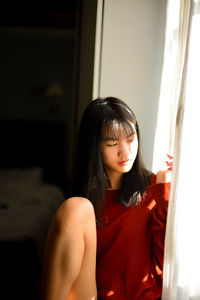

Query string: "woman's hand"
[156, 154, 173, 184]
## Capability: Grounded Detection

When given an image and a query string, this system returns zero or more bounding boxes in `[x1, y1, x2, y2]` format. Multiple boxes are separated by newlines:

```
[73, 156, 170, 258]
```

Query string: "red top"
[96, 175, 171, 300]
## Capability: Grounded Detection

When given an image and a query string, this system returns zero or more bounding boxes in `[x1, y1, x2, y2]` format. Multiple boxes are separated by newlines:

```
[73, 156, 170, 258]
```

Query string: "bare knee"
[55, 197, 97, 298]
[41, 197, 96, 300]
[54, 197, 96, 232]
[65, 198, 97, 299]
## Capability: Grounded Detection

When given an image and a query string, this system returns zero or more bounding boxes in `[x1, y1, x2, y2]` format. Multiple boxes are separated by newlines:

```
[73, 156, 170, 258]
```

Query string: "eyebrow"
[103, 132, 135, 141]
[104, 137, 118, 141]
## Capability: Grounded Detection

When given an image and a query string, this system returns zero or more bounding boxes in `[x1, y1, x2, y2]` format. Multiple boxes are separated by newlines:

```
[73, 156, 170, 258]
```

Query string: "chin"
[121, 166, 132, 173]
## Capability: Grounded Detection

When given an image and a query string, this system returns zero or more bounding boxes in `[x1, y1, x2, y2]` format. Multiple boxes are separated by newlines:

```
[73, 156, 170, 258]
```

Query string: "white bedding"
[0, 168, 64, 260]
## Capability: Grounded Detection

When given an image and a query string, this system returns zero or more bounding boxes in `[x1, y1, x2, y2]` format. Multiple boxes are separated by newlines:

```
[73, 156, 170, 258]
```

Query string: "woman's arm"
[150, 155, 173, 273]
[156, 154, 173, 184]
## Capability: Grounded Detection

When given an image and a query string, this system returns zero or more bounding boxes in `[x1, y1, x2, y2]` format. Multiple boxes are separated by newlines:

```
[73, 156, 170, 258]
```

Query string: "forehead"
[102, 120, 136, 139]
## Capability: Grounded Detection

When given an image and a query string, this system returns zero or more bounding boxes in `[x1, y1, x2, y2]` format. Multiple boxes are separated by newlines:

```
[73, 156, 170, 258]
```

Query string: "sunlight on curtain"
[162, 0, 200, 299]
[152, 0, 190, 172]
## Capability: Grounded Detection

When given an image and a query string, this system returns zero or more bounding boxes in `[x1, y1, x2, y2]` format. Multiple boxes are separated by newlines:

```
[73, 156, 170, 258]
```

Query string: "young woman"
[40, 97, 172, 300]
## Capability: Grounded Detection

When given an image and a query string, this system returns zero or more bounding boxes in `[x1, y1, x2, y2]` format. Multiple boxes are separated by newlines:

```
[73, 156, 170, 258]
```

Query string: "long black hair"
[70, 97, 151, 223]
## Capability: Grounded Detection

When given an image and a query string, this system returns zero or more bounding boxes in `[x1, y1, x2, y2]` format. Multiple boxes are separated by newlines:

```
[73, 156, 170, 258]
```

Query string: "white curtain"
[160, 0, 200, 299]
[152, 0, 191, 171]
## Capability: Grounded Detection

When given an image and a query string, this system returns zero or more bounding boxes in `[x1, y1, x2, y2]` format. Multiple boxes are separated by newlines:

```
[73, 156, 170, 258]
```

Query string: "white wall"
[94, 0, 166, 170]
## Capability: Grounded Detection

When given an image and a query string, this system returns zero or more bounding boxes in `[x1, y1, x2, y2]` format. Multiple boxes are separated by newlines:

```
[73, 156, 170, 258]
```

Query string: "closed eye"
[104, 137, 118, 146]
[106, 143, 117, 146]
[105, 140, 118, 146]
[127, 133, 135, 142]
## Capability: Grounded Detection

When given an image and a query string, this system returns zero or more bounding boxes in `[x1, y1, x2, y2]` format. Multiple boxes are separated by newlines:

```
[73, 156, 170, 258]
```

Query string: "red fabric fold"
[96, 177, 171, 300]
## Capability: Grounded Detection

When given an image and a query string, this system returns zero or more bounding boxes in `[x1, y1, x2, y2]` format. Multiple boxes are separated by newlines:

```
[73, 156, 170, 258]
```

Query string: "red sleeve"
[149, 182, 171, 272]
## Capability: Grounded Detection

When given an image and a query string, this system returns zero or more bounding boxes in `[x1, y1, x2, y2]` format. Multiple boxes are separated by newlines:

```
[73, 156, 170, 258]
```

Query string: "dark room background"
[0, 4, 79, 191]
[0, 3, 81, 299]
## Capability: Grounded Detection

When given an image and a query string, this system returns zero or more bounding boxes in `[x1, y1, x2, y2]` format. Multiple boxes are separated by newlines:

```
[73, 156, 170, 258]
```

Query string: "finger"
[165, 160, 173, 166]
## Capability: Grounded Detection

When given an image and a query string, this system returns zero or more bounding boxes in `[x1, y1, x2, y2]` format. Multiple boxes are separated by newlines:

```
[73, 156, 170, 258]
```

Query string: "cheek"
[101, 147, 116, 165]
[131, 139, 138, 155]
[101, 148, 108, 165]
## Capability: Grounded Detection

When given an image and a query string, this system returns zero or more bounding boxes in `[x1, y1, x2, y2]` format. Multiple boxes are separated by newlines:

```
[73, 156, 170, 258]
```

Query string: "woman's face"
[101, 122, 138, 179]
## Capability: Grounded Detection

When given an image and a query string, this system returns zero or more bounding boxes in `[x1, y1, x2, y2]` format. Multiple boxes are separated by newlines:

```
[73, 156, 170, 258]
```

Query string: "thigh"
[40, 197, 97, 300]
[68, 201, 97, 300]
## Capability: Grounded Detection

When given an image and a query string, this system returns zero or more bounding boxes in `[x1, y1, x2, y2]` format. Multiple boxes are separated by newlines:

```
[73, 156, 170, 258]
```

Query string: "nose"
[118, 141, 130, 157]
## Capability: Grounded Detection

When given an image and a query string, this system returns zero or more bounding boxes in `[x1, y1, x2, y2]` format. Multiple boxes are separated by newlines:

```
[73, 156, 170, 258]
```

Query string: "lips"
[118, 160, 130, 166]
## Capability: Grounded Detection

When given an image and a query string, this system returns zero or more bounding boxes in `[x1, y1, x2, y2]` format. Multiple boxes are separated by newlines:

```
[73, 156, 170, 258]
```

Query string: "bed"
[0, 167, 64, 258]
[0, 119, 67, 299]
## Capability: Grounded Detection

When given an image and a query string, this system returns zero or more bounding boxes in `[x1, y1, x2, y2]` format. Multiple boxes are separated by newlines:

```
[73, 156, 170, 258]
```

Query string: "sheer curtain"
[152, 0, 191, 172]
[160, 0, 200, 299]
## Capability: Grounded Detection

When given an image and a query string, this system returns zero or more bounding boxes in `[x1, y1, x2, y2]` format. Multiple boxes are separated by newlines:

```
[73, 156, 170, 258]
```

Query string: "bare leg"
[40, 197, 97, 300]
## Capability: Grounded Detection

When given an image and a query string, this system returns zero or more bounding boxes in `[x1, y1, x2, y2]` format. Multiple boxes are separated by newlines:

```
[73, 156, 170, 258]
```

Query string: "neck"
[105, 171, 122, 190]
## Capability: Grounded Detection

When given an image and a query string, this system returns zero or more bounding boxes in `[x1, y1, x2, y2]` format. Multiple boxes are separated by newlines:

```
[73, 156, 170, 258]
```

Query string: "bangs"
[102, 119, 136, 141]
